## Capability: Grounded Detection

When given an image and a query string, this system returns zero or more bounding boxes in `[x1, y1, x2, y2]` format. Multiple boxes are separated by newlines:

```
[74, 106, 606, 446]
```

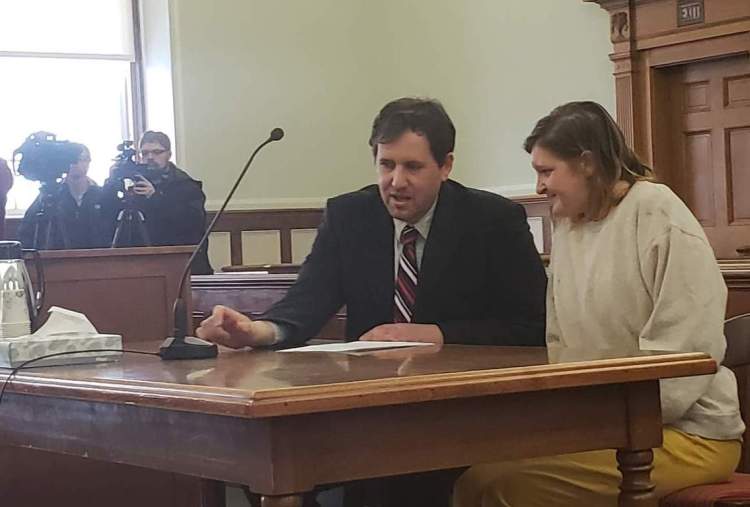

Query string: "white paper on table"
[278, 341, 433, 353]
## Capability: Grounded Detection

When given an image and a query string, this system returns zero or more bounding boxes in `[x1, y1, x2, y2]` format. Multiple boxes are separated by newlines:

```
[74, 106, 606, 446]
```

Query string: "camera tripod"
[30, 182, 71, 250]
[111, 196, 151, 247]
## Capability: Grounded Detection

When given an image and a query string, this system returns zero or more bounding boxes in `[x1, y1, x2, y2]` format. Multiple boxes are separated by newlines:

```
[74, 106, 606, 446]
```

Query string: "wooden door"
[661, 54, 750, 259]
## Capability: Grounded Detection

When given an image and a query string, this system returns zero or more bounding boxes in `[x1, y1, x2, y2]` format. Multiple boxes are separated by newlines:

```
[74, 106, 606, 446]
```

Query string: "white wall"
[167, 0, 614, 209]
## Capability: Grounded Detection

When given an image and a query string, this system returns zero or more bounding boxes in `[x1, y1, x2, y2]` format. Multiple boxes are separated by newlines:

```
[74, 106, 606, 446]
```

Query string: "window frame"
[0, 0, 146, 215]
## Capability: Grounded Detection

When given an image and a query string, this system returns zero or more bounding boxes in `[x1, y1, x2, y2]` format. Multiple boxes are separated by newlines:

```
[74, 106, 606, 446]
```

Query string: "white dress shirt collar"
[393, 195, 438, 242]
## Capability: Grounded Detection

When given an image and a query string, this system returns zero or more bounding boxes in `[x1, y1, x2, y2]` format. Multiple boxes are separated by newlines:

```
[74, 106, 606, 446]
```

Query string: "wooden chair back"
[724, 313, 750, 473]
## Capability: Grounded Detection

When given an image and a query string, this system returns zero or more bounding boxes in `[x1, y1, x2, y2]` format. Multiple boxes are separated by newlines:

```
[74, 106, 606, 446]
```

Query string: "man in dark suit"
[197, 97, 546, 506]
[197, 97, 546, 350]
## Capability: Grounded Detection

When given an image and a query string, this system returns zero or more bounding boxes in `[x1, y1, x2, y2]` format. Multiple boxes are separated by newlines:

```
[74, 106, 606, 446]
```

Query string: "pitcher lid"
[0, 241, 23, 260]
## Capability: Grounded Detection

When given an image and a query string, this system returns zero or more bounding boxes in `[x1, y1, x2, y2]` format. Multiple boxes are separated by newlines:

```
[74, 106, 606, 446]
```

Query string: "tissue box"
[0, 333, 123, 368]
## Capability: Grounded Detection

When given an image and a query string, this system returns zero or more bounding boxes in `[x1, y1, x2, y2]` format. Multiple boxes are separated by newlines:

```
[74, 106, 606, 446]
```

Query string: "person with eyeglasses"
[18, 143, 109, 250]
[101, 130, 213, 274]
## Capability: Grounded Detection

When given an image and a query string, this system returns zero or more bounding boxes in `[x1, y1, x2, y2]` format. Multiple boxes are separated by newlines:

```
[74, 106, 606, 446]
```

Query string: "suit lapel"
[415, 181, 465, 316]
[361, 192, 394, 319]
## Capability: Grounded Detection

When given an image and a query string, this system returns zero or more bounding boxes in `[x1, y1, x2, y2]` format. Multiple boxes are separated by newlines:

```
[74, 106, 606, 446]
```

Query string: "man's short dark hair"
[70, 143, 89, 161]
[139, 130, 171, 151]
[369, 97, 455, 166]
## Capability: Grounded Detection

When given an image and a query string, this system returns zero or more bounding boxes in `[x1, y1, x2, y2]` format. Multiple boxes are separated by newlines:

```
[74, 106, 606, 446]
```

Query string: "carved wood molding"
[610, 10, 631, 42]
[581, 1, 635, 42]
[583, 0, 630, 11]
[582, 0, 750, 194]
[584, 1, 638, 147]
[585, 0, 670, 10]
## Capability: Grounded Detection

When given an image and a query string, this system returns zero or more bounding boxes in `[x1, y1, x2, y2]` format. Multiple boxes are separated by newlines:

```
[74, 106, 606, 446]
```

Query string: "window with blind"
[0, 0, 140, 211]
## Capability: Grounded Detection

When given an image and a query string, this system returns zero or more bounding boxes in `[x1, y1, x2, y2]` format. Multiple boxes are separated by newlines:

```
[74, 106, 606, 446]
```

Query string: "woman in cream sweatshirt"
[454, 101, 744, 507]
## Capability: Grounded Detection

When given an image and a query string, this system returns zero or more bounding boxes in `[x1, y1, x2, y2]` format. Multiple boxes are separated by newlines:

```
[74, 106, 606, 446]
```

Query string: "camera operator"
[18, 143, 108, 249]
[101, 131, 212, 274]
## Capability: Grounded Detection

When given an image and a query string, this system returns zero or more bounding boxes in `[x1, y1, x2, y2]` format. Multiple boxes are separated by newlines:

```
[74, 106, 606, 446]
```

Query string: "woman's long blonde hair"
[524, 101, 654, 221]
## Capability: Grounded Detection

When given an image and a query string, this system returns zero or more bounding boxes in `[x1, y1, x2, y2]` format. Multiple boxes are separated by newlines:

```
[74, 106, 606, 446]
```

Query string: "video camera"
[106, 141, 154, 248]
[12, 132, 79, 183]
[110, 140, 150, 191]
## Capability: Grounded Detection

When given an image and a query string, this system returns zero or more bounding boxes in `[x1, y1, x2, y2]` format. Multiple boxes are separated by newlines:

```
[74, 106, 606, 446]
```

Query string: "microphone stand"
[159, 128, 285, 360]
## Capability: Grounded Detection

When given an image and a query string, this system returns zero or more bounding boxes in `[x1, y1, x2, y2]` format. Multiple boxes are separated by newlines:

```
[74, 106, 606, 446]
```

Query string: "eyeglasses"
[139, 149, 167, 157]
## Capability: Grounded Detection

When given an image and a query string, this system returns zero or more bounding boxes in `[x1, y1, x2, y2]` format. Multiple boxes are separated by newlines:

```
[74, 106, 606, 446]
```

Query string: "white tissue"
[32, 306, 99, 337]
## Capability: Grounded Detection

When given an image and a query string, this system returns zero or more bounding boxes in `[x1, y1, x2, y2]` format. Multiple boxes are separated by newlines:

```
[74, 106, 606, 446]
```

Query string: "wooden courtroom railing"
[206, 196, 551, 269]
[722, 260, 750, 318]
[192, 261, 750, 339]
[202, 196, 552, 268]
[205, 208, 324, 265]
[9, 194, 750, 274]
[191, 273, 346, 338]
[4, 194, 553, 269]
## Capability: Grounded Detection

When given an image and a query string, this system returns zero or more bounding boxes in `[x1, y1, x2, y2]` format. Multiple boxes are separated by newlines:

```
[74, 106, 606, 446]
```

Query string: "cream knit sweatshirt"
[548, 181, 744, 441]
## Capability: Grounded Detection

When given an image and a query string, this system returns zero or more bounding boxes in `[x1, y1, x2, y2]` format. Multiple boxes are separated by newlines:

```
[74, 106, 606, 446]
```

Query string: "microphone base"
[159, 336, 218, 360]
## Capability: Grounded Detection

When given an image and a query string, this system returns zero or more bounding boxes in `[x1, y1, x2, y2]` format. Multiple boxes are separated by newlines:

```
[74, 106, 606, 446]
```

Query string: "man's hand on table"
[359, 323, 444, 344]
[196, 305, 277, 349]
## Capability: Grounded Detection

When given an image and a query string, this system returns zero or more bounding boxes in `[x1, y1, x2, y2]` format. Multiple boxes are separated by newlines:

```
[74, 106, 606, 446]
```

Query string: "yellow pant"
[453, 427, 740, 507]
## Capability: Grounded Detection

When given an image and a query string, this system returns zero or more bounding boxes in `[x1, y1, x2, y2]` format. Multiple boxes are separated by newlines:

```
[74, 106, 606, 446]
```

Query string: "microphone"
[159, 127, 285, 360]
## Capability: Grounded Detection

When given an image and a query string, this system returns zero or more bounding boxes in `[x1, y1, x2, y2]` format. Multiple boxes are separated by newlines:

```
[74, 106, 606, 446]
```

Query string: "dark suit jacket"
[262, 179, 547, 347]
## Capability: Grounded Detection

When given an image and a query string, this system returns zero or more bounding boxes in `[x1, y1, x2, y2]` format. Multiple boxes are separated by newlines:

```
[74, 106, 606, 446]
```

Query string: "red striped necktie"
[394, 225, 419, 323]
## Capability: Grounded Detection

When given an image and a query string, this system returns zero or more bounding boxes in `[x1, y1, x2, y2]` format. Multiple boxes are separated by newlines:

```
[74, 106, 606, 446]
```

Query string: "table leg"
[616, 449, 656, 506]
[260, 494, 303, 507]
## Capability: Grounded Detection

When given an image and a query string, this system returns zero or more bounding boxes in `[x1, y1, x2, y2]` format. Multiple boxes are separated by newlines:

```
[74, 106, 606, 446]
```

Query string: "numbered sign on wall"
[677, 0, 704, 27]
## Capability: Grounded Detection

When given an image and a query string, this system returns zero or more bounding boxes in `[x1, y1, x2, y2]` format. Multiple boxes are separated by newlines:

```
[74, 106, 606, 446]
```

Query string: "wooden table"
[1, 246, 200, 507]
[0, 344, 716, 506]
